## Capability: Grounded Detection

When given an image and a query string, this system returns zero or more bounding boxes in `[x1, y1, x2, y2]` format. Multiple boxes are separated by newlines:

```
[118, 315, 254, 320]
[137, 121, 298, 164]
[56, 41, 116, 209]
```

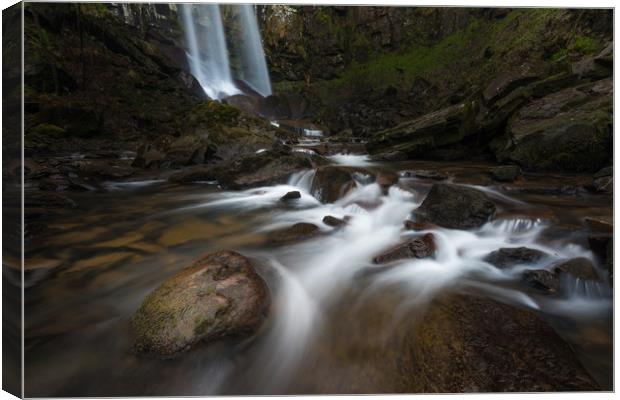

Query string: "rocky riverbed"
[14, 135, 612, 395]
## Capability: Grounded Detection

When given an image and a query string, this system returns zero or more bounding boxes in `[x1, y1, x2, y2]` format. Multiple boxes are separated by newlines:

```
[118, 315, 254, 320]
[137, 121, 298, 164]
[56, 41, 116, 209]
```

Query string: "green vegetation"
[552, 35, 602, 60]
[306, 9, 570, 108]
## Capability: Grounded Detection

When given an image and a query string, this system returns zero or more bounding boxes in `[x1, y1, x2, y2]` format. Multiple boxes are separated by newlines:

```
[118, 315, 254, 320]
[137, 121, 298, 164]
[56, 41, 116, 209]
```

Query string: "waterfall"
[179, 4, 272, 100]
[179, 4, 240, 100]
[235, 5, 273, 97]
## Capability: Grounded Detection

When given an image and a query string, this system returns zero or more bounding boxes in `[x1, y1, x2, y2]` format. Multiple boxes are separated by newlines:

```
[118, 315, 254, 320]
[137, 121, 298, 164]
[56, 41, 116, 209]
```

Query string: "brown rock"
[280, 191, 301, 202]
[131, 250, 269, 356]
[373, 233, 435, 264]
[415, 184, 496, 229]
[267, 223, 320, 245]
[485, 247, 548, 269]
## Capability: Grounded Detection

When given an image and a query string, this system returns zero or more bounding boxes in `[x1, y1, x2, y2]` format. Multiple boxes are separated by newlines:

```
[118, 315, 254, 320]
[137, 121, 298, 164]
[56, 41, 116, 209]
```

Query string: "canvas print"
[2, 2, 613, 397]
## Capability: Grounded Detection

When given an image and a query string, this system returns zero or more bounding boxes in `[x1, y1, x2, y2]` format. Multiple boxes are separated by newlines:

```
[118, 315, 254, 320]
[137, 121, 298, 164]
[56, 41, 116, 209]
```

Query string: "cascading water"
[234, 5, 273, 97]
[179, 4, 272, 100]
[179, 4, 240, 99]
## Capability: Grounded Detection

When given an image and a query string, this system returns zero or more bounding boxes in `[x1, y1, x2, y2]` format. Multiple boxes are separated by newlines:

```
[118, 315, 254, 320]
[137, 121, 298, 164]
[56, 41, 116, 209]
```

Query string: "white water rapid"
[184, 165, 611, 389]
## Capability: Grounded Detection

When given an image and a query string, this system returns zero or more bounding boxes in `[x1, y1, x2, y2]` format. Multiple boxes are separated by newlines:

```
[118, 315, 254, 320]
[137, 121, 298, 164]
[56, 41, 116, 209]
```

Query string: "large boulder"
[310, 165, 368, 203]
[491, 78, 612, 172]
[485, 247, 549, 269]
[408, 294, 600, 391]
[414, 184, 496, 229]
[131, 251, 269, 357]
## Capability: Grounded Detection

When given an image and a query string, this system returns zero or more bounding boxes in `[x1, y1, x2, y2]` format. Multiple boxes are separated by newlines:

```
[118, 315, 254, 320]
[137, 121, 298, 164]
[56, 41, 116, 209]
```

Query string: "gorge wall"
[19, 4, 613, 173]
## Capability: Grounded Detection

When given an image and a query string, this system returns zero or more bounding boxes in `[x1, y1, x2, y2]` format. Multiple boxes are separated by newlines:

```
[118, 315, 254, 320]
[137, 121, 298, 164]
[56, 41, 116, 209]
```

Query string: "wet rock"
[280, 191, 301, 202]
[370, 150, 408, 162]
[594, 166, 613, 178]
[164, 135, 209, 166]
[322, 215, 347, 227]
[552, 257, 601, 282]
[489, 165, 521, 182]
[584, 216, 612, 233]
[521, 269, 560, 294]
[310, 165, 366, 203]
[403, 220, 437, 231]
[485, 247, 548, 269]
[368, 101, 479, 158]
[74, 160, 134, 180]
[588, 234, 613, 282]
[131, 250, 269, 357]
[132, 144, 166, 169]
[231, 153, 319, 188]
[25, 192, 77, 209]
[410, 294, 600, 391]
[400, 169, 448, 180]
[168, 165, 215, 183]
[373, 233, 435, 264]
[375, 171, 399, 192]
[415, 184, 496, 229]
[267, 223, 320, 245]
[593, 176, 613, 193]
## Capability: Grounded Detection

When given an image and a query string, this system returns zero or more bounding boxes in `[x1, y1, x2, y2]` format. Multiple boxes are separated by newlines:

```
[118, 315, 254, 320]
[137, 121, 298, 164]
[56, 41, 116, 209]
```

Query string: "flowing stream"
[21, 156, 612, 396]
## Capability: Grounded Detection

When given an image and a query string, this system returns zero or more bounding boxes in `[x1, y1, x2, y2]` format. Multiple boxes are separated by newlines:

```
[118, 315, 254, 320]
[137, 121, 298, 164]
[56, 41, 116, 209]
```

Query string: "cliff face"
[259, 7, 612, 137]
[20, 4, 613, 173]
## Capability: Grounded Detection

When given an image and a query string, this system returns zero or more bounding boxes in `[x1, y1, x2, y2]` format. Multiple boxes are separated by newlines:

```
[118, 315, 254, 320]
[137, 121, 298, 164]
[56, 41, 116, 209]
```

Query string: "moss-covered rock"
[131, 250, 269, 357]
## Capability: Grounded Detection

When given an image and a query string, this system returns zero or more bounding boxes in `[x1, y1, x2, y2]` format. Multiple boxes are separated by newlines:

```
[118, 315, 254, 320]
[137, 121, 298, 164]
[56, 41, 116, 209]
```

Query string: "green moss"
[31, 123, 66, 137]
[186, 101, 241, 128]
[552, 35, 602, 60]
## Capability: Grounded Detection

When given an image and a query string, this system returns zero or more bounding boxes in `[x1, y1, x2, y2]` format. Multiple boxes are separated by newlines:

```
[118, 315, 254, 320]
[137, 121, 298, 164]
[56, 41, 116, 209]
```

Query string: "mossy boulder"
[131, 250, 269, 357]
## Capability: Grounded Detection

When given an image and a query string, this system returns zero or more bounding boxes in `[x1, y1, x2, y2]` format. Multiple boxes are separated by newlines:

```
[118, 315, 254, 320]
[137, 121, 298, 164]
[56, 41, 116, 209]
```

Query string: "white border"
[0, 1, 616, 400]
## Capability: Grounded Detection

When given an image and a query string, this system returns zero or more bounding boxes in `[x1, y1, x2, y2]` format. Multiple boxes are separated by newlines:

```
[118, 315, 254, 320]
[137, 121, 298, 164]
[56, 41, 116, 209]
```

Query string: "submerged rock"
[373, 233, 435, 264]
[415, 183, 496, 229]
[400, 169, 448, 180]
[131, 250, 269, 357]
[266, 223, 320, 245]
[403, 220, 437, 231]
[485, 247, 548, 269]
[489, 165, 521, 182]
[553, 257, 601, 282]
